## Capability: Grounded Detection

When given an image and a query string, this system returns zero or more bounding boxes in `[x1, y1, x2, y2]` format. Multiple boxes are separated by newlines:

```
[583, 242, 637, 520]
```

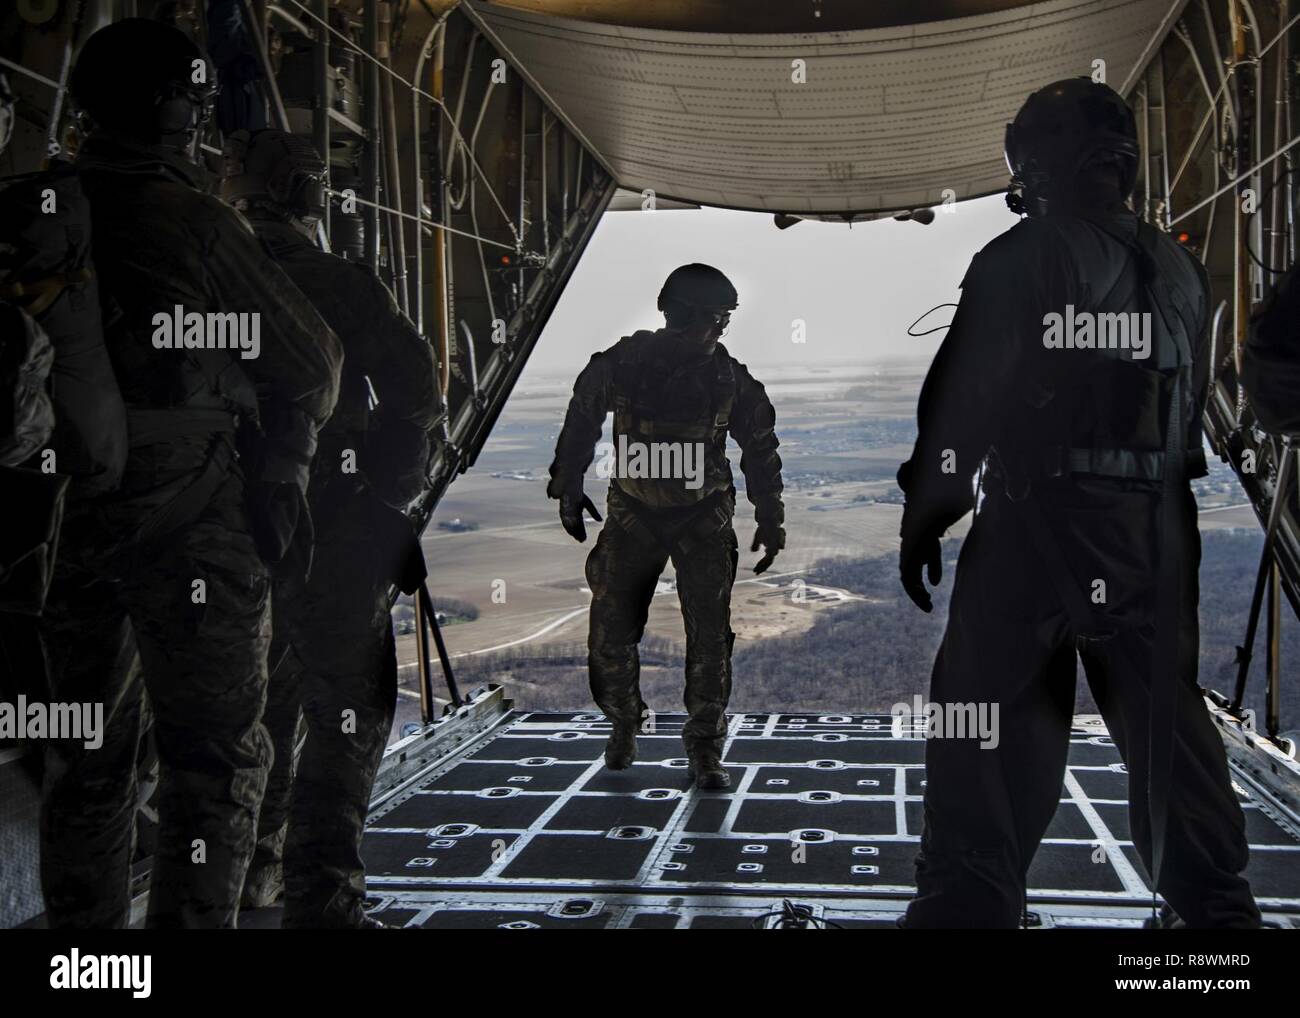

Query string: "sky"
[527, 192, 1017, 377]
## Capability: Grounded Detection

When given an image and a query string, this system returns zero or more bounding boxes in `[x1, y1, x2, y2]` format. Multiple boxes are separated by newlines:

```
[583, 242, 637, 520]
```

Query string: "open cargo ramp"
[344, 689, 1300, 929]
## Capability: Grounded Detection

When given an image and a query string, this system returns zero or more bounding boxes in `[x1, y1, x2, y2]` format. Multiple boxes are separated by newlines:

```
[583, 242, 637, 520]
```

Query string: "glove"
[559, 491, 602, 542]
[248, 479, 306, 567]
[899, 510, 944, 613]
[751, 521, 784, 575]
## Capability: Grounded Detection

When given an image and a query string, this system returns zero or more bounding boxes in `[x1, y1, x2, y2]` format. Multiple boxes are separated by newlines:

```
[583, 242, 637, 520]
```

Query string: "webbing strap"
[612, 343, 734, 441]
[613, 413, 725, 441]
[609, 498, 662, 550]
[1113, 221, 1188, 895]
[1067, 216, 1188, 896]
[129, 437, 235, 560]
[609, 490, 733, 556]
[1067, 447, 1207, 482]
[1148, 373, 1185, 891]
[673, 498, 734, 557]
[1067, 447, 1164, 481]
[127, 407, 237, 447]
[0, 267, 94, 317]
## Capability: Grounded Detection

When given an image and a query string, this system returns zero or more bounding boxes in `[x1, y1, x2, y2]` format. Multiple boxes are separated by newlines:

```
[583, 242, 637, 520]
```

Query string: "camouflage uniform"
[39, 132, 341, 929]
[548, 328, 783, 762]
[244, 217, 439, 927]
[0, 289, 58, 748]
[0, 161, 125, 711]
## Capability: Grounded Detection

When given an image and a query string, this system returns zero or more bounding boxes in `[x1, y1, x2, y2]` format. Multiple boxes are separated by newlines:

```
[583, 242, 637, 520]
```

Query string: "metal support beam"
[378, 1, 410, 315]
[312, 0, 331, 237]
[364, 0, 381, 272]
[238, 0, 290, 131]
[1233, 439, 1296, 717]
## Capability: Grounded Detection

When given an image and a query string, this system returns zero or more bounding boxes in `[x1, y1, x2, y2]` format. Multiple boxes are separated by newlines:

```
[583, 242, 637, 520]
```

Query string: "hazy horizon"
[525, 193, 1015, 379]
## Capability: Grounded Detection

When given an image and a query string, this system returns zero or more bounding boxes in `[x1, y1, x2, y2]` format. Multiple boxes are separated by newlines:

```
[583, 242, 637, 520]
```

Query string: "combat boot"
[351, 912, 400, 929]
[241, 862, 285, 909]
[687, 748, 731, 790]
[282, 900, 399, 929]
[1142, 903, 1186, 929]
[604, 721, 638, 770]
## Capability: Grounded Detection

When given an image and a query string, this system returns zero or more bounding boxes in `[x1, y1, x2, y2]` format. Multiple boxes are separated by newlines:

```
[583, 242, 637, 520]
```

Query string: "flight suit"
[243, 217, 440, 927]
[39, 132, 341, 929]
[548, 329, 783, 762]
[899, 207, 1260, 928]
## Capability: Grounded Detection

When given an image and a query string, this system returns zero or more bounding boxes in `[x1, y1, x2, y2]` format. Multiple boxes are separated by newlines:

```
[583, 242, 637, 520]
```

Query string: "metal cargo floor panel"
[361, 705, 1300, 928]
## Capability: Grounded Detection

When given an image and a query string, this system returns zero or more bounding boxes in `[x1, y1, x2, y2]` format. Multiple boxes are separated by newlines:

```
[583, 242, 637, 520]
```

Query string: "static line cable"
[0, 55, 60, 90]
[286, 0, 422, 93]
[907, 302, 957, 337]
[267, 3, 314, 37]
[326, 186, 516, 251]
[430, 94, 518, 242]
[1243, 168, 1294, 275]
[1167, 25, 1222, 198]
[283, 0, 520, 243]
[1169, 8, 1300, 226]
[1165, 0, 1297, 201]
[1258, 5, 1300, 57]
[1171, 130, 1300, 226]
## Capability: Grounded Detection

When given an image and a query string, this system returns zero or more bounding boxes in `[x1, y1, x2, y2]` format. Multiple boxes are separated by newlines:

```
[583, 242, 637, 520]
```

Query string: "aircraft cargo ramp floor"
[344, 687, 1300, 929]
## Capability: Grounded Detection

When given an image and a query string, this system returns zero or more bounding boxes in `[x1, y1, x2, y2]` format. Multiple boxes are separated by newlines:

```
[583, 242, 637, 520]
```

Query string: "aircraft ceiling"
[461, 0, 1184, 215]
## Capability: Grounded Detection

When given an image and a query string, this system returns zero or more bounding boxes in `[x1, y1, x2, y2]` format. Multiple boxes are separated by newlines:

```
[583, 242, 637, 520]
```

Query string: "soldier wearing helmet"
[548, 263, 785, 790]
[38, 19, 341, 929]
[222, 129, 441, 928]
[897, 79, 1259, 928]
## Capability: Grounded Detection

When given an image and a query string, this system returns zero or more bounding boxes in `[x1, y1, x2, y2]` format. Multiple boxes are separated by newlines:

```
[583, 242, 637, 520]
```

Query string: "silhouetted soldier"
[898, 79, 1260, 928]
[549, 264, 784, 790]
[39, 19, 341, 929]
[0, 62, 129, 800]
[0, 69, 72, 734]
[223, 129, 441, 928]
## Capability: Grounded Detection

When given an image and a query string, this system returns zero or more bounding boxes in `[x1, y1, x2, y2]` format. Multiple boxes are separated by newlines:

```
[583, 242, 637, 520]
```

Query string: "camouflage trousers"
[39, 473, 271, 929]
[249, 512, 397, 927]
[585, 494, 739, 760]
